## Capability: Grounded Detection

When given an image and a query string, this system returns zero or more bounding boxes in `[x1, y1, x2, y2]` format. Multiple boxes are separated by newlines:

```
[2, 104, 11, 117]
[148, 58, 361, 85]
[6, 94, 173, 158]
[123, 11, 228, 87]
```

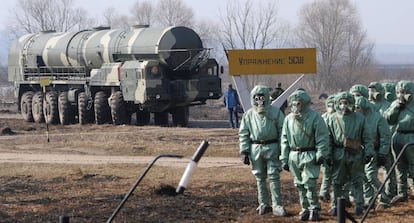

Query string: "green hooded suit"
[384, 80, 414, 201]
[325, 92, 375, 214]
[280, 90, 330, 215]
[239, 85, 286, 213]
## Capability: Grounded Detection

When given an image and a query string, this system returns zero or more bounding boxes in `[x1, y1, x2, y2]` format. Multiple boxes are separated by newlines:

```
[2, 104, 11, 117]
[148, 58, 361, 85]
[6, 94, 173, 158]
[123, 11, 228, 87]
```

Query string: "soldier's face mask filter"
[384, 92, 392, 101]
[369, 88, 380, 101]
[254, 94, 266, 108]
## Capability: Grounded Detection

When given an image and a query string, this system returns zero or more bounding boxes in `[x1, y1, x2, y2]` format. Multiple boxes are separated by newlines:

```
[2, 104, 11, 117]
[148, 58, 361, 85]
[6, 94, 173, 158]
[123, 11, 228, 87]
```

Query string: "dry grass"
[1, 104, 414, 222]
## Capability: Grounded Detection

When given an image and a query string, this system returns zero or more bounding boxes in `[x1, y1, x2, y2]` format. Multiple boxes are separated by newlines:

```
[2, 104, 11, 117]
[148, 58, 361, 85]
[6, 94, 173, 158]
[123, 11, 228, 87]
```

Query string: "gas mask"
[352, 92, 362, 98]
[354, 105, 363, 113]
[254, 94, 266, 107]
[368, 88, 380, 101]
[291, 100, 302, 114]
[326, 103, 334, 113]
[384, 92, 393, 102]
[397, 91, 412, 104]
[338, 99, 350, 114]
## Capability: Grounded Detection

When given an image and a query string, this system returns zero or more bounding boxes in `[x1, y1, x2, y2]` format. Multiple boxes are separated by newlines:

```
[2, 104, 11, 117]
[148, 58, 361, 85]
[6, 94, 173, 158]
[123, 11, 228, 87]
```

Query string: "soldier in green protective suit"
[354, 96, 391, 209]
[384, 80, 414, 205]
[367, 82, 400, 204]
[280, 89, 330, 221]
[319, 94, 336, 202]
[325, 92, 375, 216]
[239, 85, 287, 216]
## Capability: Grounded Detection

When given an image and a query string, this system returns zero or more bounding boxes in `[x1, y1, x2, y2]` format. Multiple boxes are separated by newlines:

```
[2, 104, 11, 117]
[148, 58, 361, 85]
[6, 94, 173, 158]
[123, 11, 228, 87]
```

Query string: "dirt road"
[0, 152, 241, 167]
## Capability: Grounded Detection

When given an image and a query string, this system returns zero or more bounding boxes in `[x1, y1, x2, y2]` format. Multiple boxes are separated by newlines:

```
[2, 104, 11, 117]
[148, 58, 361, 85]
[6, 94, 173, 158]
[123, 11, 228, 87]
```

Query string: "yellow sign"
[228, 48, 317, 75]
[40, 77, 51, 87]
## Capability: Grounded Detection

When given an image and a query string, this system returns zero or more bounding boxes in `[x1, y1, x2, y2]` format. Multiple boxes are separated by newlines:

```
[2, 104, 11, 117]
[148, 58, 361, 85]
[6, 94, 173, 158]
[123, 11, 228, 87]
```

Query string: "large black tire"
[78, 92, 94, 125]
[110, 91, 130, 125]
[154, 111, 169, 126]
[58, 91, 75, 125]
[32, 92, 45, 123]
[20, 91, 34, 122]
[136, 110, 150, 126]
[43, 91, 59, 124]
[94, 91, 111, 125]
[172, 106, 189, 127]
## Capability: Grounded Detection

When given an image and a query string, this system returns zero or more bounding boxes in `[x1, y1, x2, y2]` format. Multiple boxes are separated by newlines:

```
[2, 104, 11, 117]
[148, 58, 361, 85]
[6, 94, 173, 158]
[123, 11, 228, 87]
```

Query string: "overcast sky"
[0, 0, 413, 46]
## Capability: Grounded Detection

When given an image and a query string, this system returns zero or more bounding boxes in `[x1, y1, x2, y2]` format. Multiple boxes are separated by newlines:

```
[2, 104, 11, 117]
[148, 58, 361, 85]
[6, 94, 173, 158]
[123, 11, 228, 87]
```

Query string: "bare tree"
[130, 0, 154, 26]
[102, 7, 134, 29]
[9, 0, 94, 36]
[220, 0, 290, 50]
[154, 0, 194, 27]
[102, 7, 118, 28]
[296, 0, 375, 92]
[219, 0, 291, 89]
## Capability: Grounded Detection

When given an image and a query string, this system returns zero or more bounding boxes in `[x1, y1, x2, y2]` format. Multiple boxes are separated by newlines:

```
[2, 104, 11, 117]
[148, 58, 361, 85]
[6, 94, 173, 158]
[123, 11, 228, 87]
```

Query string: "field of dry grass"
[1, 102, 414, 222]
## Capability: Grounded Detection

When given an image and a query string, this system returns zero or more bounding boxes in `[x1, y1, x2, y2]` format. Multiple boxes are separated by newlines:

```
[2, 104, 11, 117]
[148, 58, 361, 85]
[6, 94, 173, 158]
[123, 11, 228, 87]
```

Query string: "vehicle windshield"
[147, 65, 162, 79]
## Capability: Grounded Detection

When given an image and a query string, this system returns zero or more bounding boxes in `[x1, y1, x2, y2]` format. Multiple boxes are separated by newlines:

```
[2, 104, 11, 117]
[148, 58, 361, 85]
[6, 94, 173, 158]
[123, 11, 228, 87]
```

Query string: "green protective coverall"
[325, 92, 375, 214]
[280, 90, 330, 213]
[354, 96, 391, 206]
[368, 82, 398, 200]
[239, 85, 286, 211]
[384, 80, 414, 201]
[319, 94, 336, 201]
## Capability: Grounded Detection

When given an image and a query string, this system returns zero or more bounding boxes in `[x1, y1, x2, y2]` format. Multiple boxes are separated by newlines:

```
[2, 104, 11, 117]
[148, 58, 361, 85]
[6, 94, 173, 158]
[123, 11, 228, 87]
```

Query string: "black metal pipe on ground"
[360, 142, 414, 223]
[106, 153, 183, 223]
[59, 216, 69, 223]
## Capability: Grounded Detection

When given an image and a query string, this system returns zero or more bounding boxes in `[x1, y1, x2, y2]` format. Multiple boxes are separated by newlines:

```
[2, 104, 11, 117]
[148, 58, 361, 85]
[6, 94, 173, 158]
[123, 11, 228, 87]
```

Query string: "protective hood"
[250, 85, 271, 113]
[354, 96, 370, 113]
[288, 89, 311, 108]
[349, 84, 369, 98]
[396, 80, 414, 104]
[396, 80, 414, 95]
[382, 82, 396, 102]
[368, 82, 385, 101]
[326, 94, 336, 106]
[335, 92, 355, 114]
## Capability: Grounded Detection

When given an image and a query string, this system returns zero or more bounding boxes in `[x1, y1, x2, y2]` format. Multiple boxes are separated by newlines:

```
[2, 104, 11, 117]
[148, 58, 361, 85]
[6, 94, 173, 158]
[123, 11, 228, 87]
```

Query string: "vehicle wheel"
[32, 92, 45, 123]
[154, 111, 169, 126]
[78, 92, 93, 125]
[58, 91, 75, 125]
[20, 91, 34, 122]
[172, 106, 189, 127]
[136, 110, 150, 126]
[110, 91, 129, 125]
[94, 91, 111, 125]
[43, 91, 59, 124]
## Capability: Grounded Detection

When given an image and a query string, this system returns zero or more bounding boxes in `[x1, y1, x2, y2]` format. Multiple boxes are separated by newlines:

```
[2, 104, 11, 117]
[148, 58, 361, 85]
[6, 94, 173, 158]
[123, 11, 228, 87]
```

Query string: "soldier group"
[238, 80, 414, 221]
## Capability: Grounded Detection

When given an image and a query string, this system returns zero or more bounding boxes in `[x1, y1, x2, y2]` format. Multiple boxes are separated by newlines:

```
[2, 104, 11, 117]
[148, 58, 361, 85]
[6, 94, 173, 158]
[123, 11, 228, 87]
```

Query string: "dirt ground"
[1, 102, 414, 223]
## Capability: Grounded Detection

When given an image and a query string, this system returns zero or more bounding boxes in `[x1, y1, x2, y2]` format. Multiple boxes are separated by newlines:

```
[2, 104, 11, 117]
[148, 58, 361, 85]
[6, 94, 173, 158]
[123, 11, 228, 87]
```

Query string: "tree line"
[2, 0, 399, 94]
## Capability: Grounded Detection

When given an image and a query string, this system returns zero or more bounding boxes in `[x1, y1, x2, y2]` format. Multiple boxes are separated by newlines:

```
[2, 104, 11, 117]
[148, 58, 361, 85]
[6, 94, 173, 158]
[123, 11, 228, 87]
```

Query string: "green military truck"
[8, 25, 222, 126]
